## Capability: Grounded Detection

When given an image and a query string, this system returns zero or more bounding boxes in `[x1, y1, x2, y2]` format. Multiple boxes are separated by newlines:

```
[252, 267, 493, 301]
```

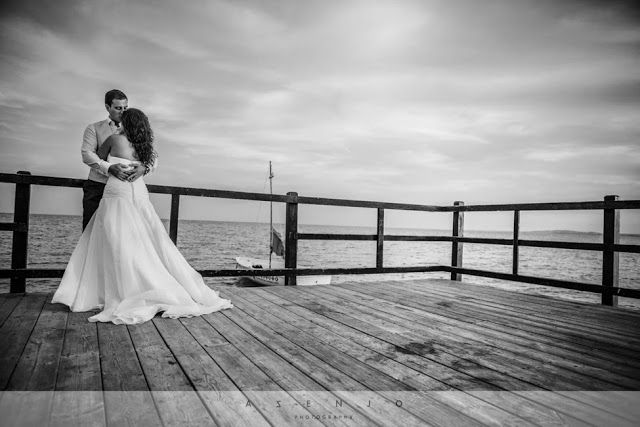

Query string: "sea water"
[1, 213, 639, 311]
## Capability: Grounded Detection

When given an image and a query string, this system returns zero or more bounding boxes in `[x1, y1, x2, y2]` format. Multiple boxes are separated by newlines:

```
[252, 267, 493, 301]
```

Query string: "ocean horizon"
[3, 212, 638, 236]
[1, 213, 639, 311]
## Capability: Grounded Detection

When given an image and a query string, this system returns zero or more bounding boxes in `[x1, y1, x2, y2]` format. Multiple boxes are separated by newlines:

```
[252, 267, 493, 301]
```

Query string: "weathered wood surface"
[1, 279, 639, 426]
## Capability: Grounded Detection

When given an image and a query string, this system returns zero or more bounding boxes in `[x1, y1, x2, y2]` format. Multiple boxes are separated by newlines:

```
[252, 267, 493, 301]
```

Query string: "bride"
[52, 108, 232, 324]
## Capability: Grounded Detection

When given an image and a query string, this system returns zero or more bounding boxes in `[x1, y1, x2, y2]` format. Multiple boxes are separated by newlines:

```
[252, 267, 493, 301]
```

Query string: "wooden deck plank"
[394, 284, 640, 362]
[49, 391, 105, 427]
[222, 305, 365, 390]
[254, 287, 596, 426]
[328, 286, 640, 390]
[2, 278, 639, 426]
[235, 289, 541, 427]
[2, 297, 66, 426]
[231, 291, 480, 427]
[179, 315, 281, 391]
[229, 291, 416, 392]
[97, 323, 162, 427]
[98, 323, 149, 391]
[0, 293, 23, 327]
[344, 281, 640, 363]
[203, 309, 326, 392]
[249, 287, 501, 392]
[7, 295, 68, 391]
[325, 283, 640, 389]
[221, 299, 432, 427]
[422, 278, 640, 322]
[396, 279, 640, 341]
[423, 391, 588, 427]
[0, 294, 47, 389]
[400, 279, 640, 338]
[555, 391, 640, 423]
[235, 289, 451, 391]
[196, 313, 368, 426]
[233, 296, 417, 392]
[326, 281, 635, 390]
[340, 282, 640, 373]
[511, 391, 639, 427]
[153, 315, 293, 427]
[464, 391, 612, 427]
[266, 286, 544, 391]
[55, 311, 102, 391]
[178, 316, 293, 427]
[52, 311, 105, 427]
[127, 320, 216, 426]
[152, 315, 239, 391]
[0, 392, 56, 427]
[102, 391, 161, 427]
[339, 281, 640, 375]
[276, 290, 542, 390]
[127, 321, 193, 391]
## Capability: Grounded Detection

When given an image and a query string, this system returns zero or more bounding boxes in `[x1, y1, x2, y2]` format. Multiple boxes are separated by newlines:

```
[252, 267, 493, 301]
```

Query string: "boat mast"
[269, 161, 274, 269]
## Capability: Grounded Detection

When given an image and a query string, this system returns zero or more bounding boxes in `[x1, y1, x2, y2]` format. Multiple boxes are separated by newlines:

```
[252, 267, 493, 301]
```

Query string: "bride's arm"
[98, 135, 130, 181]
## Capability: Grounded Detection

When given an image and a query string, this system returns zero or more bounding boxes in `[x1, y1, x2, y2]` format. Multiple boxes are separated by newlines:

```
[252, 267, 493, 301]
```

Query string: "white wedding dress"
[52, 155, 232, 324]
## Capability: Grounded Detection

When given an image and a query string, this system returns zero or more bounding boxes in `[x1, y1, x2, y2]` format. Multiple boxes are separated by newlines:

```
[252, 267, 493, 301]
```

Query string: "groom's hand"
[108, 164, 131, 181]
[126, 164, 147, 182]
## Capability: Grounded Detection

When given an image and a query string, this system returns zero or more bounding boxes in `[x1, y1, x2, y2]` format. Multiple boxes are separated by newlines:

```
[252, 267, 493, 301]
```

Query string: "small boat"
[235, 255, 331, 286]
[235, 162, 331, 286]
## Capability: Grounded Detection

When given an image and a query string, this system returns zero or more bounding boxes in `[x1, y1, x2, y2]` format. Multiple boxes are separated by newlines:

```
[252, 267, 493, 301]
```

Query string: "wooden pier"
[2, 171, 640, 425]
[2, 279, 639, 426]
[3, 171, 640, 305]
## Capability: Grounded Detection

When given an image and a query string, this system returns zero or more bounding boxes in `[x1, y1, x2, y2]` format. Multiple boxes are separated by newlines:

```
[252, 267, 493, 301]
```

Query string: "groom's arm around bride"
[81, 89, 141, 229]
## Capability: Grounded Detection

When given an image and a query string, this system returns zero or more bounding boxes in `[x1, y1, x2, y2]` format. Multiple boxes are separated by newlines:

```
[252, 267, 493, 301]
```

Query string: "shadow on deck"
[1, 279, 639, 426]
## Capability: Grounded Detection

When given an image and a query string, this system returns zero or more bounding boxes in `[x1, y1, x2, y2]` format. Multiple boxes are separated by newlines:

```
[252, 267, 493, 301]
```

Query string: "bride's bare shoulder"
[105, 134, 127, 146]
[99, 134, 125, 158]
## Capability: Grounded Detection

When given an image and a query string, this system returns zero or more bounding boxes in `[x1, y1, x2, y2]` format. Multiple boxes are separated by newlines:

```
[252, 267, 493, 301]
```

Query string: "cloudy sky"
[1, 0, 639, 232]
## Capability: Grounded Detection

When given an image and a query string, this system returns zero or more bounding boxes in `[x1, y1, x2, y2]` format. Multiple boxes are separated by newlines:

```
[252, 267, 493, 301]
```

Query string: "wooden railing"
[1, 171, 639, 306]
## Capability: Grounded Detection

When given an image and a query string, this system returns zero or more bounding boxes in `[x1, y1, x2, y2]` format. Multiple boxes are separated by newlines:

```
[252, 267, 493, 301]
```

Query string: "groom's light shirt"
[82, 117, 157, 183]
[81, 118, 122, 184]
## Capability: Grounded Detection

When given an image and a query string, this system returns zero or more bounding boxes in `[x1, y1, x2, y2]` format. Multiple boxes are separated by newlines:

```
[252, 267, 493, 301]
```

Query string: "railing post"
[451, 201, 464, 281]
[11, 171, 31, 293]
[285, 192, 298, 286]
[602, 195, 619, 306]
[169, 193, 180, 245]
[376, 208, 384, 269]
[513, 210, 520, 275]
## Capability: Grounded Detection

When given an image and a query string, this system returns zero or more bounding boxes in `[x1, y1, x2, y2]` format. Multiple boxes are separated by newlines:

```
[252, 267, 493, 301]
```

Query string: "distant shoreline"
[1, 212, 638, 237]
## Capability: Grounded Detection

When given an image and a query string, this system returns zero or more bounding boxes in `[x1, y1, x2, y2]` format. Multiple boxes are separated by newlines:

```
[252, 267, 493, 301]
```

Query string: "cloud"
[0, 0, 639, 231]
[525, 150, 578, 163]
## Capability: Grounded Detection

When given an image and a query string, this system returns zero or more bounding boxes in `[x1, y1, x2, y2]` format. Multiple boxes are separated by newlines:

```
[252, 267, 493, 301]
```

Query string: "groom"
[81, 89, 150, 230]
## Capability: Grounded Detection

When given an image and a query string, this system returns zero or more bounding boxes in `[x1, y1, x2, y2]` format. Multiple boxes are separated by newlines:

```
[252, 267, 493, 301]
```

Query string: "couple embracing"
[52, 89, 232, 324]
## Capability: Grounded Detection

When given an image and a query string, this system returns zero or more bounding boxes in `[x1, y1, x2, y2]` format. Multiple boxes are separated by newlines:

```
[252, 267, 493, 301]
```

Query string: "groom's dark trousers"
[82, 180, 106, 231]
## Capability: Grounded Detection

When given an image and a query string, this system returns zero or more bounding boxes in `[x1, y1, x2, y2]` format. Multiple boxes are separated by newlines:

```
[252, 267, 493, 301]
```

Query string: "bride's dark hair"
[122, 108, 157, 166]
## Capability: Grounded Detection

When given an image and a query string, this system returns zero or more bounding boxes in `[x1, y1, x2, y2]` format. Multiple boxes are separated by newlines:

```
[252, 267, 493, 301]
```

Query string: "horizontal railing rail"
[298, 233, 640, 253]
[442, 266, 640, 299]
[437, 200, 640, 211]
[2, 172, 638, 210]
[1, 171, 638, 307]
[0, 265, 448, 280]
